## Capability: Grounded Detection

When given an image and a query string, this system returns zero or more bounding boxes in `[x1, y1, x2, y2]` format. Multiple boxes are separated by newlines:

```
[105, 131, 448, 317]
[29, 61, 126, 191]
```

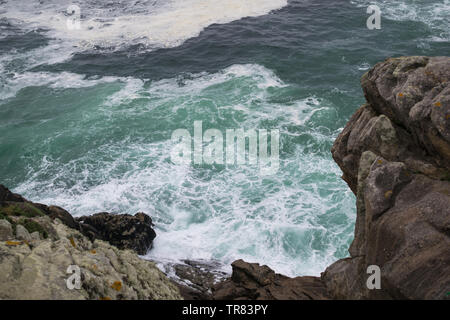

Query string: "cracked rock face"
[326, 56, 450, 300]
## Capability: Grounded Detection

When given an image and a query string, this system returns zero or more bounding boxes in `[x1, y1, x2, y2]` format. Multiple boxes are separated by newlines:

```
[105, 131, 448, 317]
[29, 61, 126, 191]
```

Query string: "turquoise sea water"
[0, 0, 449, 276]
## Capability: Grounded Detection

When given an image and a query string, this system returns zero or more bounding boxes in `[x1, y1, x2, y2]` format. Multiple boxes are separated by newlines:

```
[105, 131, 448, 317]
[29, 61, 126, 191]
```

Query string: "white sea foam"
[0, 0, 288, 98]
[0, 0, 288, 105]
[0, 71, 126, 100]
[0, 0, 287, 50]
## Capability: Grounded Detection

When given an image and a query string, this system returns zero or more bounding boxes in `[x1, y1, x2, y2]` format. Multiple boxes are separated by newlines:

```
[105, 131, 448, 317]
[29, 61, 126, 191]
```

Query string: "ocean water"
[0, 0, 448, 277]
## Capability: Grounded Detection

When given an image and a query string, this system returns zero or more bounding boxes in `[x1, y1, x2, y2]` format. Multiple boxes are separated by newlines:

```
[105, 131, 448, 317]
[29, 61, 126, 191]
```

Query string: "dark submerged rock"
[76, 212, 156, 255]
[0, 185, 26, 203]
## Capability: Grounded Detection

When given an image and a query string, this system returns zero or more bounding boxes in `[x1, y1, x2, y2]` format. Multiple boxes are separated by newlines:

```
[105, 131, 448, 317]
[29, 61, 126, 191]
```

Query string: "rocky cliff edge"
[213, 56, 450, 300]
[0, 185, 182, 300]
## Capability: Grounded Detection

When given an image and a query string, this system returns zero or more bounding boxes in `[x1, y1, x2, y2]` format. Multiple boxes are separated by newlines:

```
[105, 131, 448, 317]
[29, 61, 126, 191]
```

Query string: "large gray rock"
[0, 218, 182, 300]
[0, 219, 13, 241]
[76, 212, 157, 255]
[0, 185, 180, 300]
[213, 260, 330, 300]
[361, 56, 450, 168]
[15, 224, 31, 242]
[326, 56, 450, 300]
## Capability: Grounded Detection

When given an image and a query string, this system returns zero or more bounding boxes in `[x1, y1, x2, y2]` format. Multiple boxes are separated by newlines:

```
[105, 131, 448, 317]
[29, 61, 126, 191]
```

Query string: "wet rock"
[175, 260, 228, 300]
[76, 212, 156, 255]
[156, 259, 228, 300]
[0, 185, 26, 203]
[47, 206, 79, 230]
[213, 260, 330, 300]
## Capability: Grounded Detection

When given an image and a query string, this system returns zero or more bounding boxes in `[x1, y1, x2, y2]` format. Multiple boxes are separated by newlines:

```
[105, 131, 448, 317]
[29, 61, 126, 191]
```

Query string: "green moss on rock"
[0, 212, 16, 232]
[18, 218, 48, 239]
[0, 203, 44, 218]
[441, 171, 450, 181]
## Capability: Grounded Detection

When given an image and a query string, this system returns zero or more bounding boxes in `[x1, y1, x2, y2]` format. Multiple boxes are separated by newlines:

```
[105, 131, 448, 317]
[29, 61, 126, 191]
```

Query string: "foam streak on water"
[0, 0, 287, 50]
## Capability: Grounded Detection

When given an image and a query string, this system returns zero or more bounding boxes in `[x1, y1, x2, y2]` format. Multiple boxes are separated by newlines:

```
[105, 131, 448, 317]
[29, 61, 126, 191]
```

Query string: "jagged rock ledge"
[212, 56, 450, 300]
[0, 185, 181, 300]
[212, 259, 330, 300]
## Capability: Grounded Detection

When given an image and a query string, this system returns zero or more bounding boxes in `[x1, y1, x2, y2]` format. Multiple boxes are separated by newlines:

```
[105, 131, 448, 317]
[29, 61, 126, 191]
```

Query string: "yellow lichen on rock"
[0, 219, 182, 300]
[5, 240, 22, 246]
[111, 281, 122, 291]
[99, 297, 112, 300]
[384, 190, 393, 199]
[69, 237, 76, 248]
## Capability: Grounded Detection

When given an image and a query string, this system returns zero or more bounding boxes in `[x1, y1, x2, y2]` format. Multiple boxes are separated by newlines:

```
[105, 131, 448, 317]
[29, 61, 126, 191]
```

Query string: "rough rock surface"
[0, 185, 181, 300]
[325, 56, 450, 300]
[212, 260, 330, 300]
[0, 185, 157, 255]
[0, 218, 182, 300]
[76, 212, 156, 255]
[0, 219, 13, 240]
[0, 185, 26, 203]
[166, 260, 228, 300]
